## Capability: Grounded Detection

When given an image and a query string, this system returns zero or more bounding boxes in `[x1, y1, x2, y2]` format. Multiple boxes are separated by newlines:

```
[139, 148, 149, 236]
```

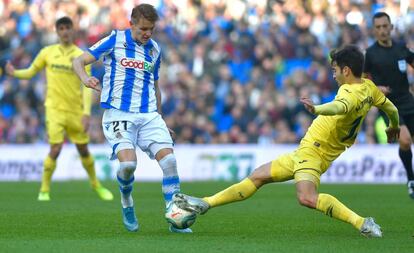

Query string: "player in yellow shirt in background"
[5, 17, 113, 202]
[174, 45, 400, 237]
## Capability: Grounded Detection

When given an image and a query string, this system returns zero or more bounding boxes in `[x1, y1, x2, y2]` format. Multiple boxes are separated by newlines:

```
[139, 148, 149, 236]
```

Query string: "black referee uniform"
[364, 40, 414, 182]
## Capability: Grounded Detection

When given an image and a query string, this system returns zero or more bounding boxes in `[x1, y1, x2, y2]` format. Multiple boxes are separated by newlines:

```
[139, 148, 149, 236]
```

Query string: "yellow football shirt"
[13, 44, 92, 115]
[302, 78, 389, 161]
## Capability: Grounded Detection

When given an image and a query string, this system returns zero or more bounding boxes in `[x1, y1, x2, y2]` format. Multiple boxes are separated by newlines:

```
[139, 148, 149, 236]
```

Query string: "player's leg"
[204, 162, 272, 207]
[102, 109, 139, 232]
[155, 148, 180, 205]
[75, 143, 113, 201]
[116, 149, 139, 232]
[66, 112, 112, 199]
[175, 162, 271, 215]
[75, 144, 99, 187]
[38, 143, 62, 201]
[136, 113, 181, 206]
[154, 148, 194, 233]
[398, 126, 414, 175]
[39, 109, 65, 201]
[138, 112, 191, 233]
[399, 115, 414, 198]
[172, 162, 271, 233]
[174, 153, 295, 214]
[117, 149, 137, 208]
[293, 145, 381, 237]
[295, 174, 381, 237]
[296, 177, 363, 228]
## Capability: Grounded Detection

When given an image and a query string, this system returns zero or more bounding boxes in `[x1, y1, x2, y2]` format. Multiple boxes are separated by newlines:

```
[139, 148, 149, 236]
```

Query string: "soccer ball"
[165, 202, 197, 229]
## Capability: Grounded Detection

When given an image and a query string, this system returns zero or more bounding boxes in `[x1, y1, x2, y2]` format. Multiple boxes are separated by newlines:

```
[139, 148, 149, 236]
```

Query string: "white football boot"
[360, 217, 382, 238]
[172, 193, 210, 215]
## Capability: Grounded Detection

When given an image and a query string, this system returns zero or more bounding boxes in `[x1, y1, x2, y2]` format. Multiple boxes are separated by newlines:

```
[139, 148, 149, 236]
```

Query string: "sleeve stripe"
[336, 99, 349, 113]
[380, 97, 387, 106]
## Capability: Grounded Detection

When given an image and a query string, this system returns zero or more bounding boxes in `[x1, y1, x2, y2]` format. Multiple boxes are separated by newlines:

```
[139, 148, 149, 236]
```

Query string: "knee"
[77, 145, 89, 157]
[158, 153, 177, 167]
[399, 138, 412, 149]
[49, 145, 62, 159]
[297, 193, 317, 208]
[249, 167, 271, 188]
[158, 153, 177, 171]
[119, 161, 137, 178]
[249, 175, 266, 188]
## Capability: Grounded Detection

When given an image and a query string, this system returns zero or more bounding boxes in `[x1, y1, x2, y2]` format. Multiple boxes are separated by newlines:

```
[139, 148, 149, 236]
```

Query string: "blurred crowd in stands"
[0, 0, 414, 144]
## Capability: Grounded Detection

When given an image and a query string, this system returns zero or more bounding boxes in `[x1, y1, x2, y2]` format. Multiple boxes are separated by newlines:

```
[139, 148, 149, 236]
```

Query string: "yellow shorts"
[45, 109, 89, 144]
[270, 144, 331, 187]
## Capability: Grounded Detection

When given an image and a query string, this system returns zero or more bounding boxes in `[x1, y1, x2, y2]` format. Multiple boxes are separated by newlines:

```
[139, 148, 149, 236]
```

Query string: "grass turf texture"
[0, 181, 413, 253]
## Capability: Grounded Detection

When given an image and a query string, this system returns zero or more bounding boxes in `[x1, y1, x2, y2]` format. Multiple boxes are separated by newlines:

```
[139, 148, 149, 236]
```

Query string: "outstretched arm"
[300, 97, 347, 115]
[5, 49, 46, 79]
[73, 52, 101, 92]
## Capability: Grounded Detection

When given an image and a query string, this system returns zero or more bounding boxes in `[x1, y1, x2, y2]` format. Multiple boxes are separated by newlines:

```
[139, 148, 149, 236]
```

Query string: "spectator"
[1, 0, 413, 144]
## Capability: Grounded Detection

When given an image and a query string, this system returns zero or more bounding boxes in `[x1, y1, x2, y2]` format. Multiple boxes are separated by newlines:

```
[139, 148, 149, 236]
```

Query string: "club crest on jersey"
[120, 57, 154, 71]
[149, 49, 156, 58]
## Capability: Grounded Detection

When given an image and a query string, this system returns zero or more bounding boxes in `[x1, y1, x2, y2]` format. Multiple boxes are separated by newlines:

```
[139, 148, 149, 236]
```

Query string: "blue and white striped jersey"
[88, 29, 161, 113]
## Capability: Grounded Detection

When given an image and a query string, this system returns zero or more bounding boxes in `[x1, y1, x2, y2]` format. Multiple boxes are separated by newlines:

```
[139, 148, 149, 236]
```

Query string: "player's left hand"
[168, 128, 176, 142]
[300, 97, 316, 114]
[385, 126, 400, 143]
[82, 115, 90, 132]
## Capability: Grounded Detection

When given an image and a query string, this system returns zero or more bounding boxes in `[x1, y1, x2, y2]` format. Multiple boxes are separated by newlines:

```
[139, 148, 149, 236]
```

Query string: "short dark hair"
[55, 16, 73, 29]
[330, 45, 364, 78]
[131, 4, 159, 23]
[373, 12, 391, 23]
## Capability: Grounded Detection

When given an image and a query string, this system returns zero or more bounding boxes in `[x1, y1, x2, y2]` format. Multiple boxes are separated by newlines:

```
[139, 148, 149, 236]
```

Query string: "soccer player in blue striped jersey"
[73, 4, 189, 233]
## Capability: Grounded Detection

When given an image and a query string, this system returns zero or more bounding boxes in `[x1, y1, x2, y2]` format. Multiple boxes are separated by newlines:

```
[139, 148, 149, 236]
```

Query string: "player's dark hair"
[55, 16, 73, 29]
[330, 45, 364, 78]
[131, 4, 159, 23]
[373, 12, 391, 23]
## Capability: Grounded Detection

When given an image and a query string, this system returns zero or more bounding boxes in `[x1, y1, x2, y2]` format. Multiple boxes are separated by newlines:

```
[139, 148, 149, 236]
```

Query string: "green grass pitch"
[0, 181, 413, 253]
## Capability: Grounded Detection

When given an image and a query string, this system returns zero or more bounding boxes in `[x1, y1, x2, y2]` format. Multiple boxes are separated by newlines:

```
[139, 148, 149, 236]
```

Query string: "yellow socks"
[316, 193, 364, 230]
[80, 155, 101, 189]
[40, 156, 56, 193]
[203, 178, 257, 208]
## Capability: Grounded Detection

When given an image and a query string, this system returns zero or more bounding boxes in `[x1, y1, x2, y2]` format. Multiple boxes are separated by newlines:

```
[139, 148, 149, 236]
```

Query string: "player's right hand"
[83, 76, 101, 92]
[5, 61, 15, 76]
[378, 86, 391, 95]
[300, 97, 316, 114]
[385, 126, 400, 143]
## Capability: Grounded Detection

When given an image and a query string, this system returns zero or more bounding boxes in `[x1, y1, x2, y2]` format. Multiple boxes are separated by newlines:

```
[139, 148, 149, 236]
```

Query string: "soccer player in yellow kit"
[173, 45, 400, 237]
[5, 17, 113, 201]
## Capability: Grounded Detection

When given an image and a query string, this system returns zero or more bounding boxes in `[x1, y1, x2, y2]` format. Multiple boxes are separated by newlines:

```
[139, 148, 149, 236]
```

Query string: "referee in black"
[364, 12, 414, 199]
